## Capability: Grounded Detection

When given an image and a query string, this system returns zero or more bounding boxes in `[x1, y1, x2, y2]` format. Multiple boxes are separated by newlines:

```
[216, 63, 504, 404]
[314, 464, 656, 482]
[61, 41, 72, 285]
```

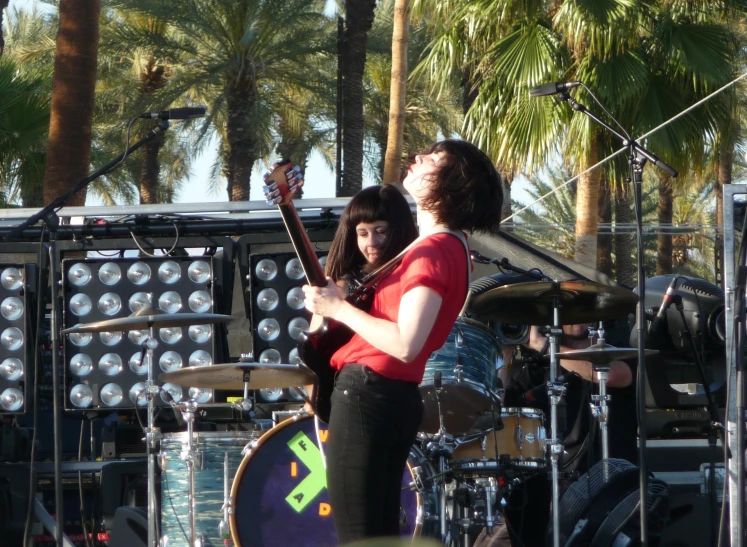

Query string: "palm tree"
[118, 0, 333, 202]
[0, 0, 10, 56]
[43, 0, 102, 206]
[382, 0, 409, 186]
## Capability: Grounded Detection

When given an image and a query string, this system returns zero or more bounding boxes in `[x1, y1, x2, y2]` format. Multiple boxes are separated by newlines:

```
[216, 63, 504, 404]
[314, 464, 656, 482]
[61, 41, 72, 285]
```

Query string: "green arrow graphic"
[285, 431, 327, 513]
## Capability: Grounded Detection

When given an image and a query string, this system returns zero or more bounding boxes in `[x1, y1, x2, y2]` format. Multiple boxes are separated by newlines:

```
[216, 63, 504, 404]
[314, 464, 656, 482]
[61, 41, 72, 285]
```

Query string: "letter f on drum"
[285, 431, 327, 512]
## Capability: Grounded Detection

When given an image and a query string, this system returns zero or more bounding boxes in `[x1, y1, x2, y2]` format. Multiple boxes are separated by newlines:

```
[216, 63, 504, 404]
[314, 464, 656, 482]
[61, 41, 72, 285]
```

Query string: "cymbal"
[159, 363, 316, 390]
[550, 341, 659, 364]
[469, 280, 637, 325]
[61, 309, 234, 334]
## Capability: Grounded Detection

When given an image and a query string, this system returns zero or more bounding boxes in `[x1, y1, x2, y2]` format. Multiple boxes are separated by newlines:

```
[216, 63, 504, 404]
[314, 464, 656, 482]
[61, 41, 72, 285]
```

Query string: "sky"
[11, 0, 533, 209]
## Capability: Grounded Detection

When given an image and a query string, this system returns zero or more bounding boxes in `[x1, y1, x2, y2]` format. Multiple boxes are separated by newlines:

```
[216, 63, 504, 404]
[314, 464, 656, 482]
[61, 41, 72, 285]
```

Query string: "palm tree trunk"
[500, 170, 513, 225]
[597, 177, 613, 277]
[339, 0, 377, 196]
[656, 173, 673, 275]
[715, 129, 734, 288]
[382, 0, 409, 186]
[42, 0, 101, 206]
[614, 184, 634, 287]
[0, 0, 9, 57]
[139, 125, 165, 204]
[574, 138, 600, 267]
[225, 84, 258, 201]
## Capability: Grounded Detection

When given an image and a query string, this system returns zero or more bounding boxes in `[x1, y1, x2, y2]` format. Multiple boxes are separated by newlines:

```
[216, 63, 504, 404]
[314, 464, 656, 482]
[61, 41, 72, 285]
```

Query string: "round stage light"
[0, 327, 23, 350]
[99, 353, 123, 376]
[0, 358, 23, 381]
[287, 386, 307, 402]
[288, 317, 310, 340]
[70, 354, 93, 377]
[70, 384, 93, 408]
[160, 327, 183, 345]
[69, 332, 92, 347]
[129, 292, 153, 313]
[259, 388, 283, 402]
[257, 288, 279, 311]
[285, 258, 305, 280]
[129, 352, 148, 375]
[67, 264, 91, 287]
[100, 331, 123, 346]
[98, 293, 122, 316]
[129, 382, 148, 406]
[98, 262, 122, 286]
[188, 325, 211, 344]
[259, 349, 282, 364]
[255, 259, 278, 281]
[188, 290, 211, 313]
[288, 347, 301, 365]
[159, 351, 183, 373]
[159, 291, 182, 314]
[188, 260, 211, 284]
[189, 350, 212, 367]
[100, 383, 123, 407]
[189, 387, 212, 403]
[160, 383, 183, 403]
[0, 297, 23, 320]
[128, 330, 149, 346]
[286, 287, 305, 310]
[127, 262, 152, 285]
[158, 261, 182, 284]
[70, 294, 93, 316]
[257, 318, 280, 341]
[0, 387, 23, 411]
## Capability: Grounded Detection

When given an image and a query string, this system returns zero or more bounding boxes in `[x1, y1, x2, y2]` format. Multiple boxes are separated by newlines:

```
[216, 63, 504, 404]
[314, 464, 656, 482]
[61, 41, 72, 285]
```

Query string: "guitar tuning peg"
[262, 186, 271, 195]
[292, 165, 302, 174]
[263, 171, 271, 181]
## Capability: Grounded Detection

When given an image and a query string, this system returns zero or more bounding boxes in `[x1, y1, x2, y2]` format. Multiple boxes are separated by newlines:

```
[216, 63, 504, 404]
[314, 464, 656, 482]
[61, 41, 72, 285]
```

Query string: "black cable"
[23, 226, 47, 547]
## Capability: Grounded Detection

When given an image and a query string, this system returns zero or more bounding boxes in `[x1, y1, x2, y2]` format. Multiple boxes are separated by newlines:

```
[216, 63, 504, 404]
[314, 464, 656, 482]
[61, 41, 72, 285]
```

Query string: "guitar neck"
[278, 203, 327, 287]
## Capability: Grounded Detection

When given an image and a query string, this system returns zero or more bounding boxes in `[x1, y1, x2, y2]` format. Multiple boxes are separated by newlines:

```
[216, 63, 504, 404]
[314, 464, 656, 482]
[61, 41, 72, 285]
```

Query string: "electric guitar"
[263, 162, 374, 423]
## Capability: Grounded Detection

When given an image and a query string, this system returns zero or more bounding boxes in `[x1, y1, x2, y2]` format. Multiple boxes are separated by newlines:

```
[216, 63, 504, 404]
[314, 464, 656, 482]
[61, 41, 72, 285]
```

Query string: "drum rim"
[228, 411, 312, 547]
[453, 316, 500, 338]
[161, 430, 258, 443]
[502, 407, 544, 419]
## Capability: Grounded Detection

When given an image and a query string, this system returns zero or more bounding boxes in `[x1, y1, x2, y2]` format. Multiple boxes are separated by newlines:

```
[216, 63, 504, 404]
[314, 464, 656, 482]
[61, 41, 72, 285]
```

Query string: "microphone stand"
[4, 120, 171, 547]
[555, 91, 677, 547]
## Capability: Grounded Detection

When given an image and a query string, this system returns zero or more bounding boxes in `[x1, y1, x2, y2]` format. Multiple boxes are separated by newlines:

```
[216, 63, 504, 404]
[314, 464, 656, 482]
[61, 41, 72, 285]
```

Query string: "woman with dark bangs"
[304, 139, 503, 544]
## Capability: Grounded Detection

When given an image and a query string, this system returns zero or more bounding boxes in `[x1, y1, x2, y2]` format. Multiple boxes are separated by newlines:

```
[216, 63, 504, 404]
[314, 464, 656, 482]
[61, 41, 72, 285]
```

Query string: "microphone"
[139, 106, 207, 120]
[649, 277, 679, 335]
[529, 81, 582, 97]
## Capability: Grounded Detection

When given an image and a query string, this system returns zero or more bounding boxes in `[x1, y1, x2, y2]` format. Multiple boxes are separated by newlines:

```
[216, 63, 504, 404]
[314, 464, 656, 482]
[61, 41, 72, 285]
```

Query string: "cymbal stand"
[144, 325, 161, 547]
[546, 291, 566, 547]
[427, 371, 453, 544]
[179, 400, 203, 547]
[589, 324, 612, 471]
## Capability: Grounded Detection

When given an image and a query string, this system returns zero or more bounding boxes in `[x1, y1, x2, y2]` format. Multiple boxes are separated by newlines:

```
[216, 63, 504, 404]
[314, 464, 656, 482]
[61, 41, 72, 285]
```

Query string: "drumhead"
[229, 413, 431, 546]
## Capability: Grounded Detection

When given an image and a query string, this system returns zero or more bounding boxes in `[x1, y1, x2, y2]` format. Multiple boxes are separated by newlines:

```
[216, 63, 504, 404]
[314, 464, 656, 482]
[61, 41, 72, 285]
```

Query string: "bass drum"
[229, 413, 439, 546]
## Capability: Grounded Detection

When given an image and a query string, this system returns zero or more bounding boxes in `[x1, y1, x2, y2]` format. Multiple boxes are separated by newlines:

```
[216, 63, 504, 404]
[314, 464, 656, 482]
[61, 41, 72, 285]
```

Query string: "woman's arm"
[303, 278, 443, 363]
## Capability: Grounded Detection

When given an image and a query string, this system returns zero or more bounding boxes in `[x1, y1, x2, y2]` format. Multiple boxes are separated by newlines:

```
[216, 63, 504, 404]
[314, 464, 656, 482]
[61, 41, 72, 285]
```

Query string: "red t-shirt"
[330, 233, 469, 383]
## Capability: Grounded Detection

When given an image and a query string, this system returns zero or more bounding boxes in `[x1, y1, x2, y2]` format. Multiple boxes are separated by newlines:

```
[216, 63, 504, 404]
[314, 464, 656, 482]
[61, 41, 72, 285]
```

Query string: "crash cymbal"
[158, 363, 316, 391]
[61, 309, 233, 334]
[550, 341, 659, 364]
[469, 280, 637, 325]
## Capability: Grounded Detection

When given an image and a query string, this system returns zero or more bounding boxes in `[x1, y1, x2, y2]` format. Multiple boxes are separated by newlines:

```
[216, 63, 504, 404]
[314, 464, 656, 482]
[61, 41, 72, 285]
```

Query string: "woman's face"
[403, 152, 443, 199]
[356, 220, 389, 265]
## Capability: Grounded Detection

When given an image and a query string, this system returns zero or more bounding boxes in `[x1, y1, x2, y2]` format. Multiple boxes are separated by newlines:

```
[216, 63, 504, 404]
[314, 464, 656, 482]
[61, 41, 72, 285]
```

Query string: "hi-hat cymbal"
[469, 280, 637, 325]
[61, 309, 234, 334]
[159, 363, 316, 390]
[550, 341, 659, 364]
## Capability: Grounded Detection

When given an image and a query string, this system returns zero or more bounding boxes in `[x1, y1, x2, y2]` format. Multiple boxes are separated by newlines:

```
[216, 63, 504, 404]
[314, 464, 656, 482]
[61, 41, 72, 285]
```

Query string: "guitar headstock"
[263, 162, 304, 206]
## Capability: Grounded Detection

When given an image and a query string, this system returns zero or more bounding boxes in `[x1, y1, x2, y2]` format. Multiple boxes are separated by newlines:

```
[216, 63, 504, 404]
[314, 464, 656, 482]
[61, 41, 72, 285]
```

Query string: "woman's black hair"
[325, 185, 418, 281]
[414, 139, 503, 233]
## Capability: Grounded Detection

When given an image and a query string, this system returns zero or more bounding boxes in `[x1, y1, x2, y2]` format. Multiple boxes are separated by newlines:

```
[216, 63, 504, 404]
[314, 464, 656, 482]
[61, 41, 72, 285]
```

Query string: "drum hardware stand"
[219, 451, 233, 542]
[143, 325, 163, 547]
[179, 399, 204, 547]
[428, 371, 455, 544]
[588, 323, 612, 469]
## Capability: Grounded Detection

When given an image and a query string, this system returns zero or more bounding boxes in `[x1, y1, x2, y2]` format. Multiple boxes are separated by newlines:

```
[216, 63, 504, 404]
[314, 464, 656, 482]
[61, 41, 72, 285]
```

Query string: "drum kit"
[60, 273, 647, 547]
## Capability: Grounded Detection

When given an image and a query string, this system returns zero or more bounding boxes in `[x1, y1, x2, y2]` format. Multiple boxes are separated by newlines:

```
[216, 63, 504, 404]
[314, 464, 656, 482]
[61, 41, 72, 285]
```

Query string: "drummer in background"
[304, 139, 503, 545]
[501, 318, 637, 546]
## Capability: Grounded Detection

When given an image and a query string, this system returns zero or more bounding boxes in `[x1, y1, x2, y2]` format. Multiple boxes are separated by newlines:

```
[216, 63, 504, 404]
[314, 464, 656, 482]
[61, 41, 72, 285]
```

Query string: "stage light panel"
[0, 265, 32, 414]
[62, 257, 217, 410]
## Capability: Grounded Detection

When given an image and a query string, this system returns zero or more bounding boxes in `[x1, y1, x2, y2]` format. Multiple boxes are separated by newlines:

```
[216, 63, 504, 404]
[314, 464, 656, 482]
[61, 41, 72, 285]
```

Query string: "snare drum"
[160, 430, 259, 547]
[229, 413, 439, 546]
[451, 408, 547, 473]
[420, 317, 503, 434]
